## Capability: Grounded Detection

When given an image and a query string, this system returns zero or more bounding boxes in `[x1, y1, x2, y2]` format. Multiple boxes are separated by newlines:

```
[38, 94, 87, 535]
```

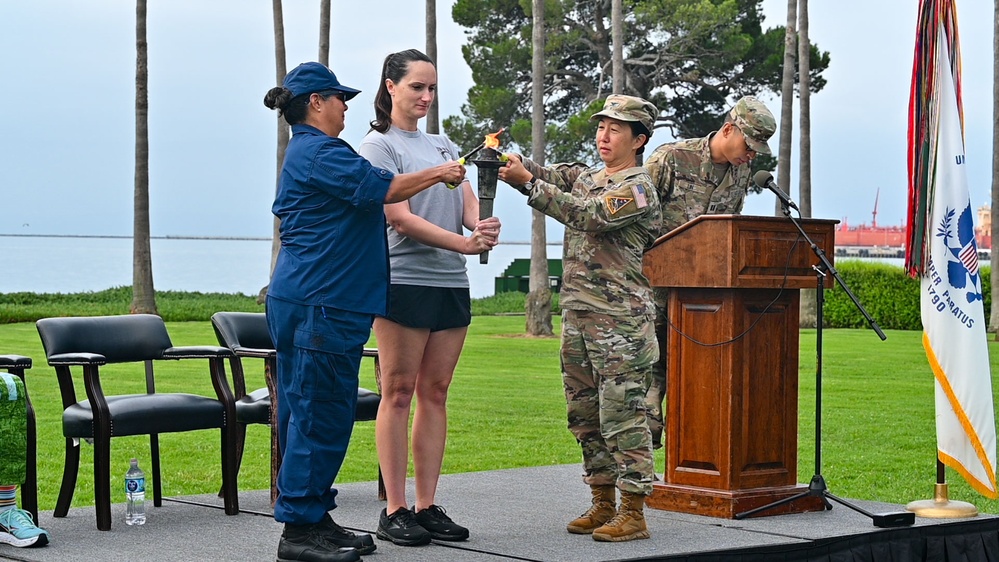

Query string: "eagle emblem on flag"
[936, 205, 982, 303]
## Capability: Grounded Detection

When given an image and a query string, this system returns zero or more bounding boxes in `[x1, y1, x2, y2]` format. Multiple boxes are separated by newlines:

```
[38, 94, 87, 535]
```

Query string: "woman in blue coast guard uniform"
[262, 61, 465, 562]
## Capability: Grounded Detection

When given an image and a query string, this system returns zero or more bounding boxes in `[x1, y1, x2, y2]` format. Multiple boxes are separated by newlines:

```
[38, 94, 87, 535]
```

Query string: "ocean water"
[0, 235, 563, 300]
[5, 235, 952, 300]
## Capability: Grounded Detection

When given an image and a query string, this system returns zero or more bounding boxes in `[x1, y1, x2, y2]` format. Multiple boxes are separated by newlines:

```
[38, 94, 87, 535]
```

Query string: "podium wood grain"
[643, 215, 837, 518]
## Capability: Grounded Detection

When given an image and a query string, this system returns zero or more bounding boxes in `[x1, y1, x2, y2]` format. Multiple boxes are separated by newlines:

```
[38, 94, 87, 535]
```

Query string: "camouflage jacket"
[518, 158, 661, 316]
[644, 134, 752, 234]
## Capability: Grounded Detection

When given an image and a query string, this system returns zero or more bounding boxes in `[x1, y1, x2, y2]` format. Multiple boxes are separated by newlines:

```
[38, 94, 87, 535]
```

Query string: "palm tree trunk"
[775, 0, 797, 216]
[526, 0, 552, 336]
[797, 0, 816, 328]
[263, 0, 289, 303]
[131, 0, 157, 315]
[611, 0, 624, 93]
[797, 0, 811, 220]
[426, 0, 440, 134]
[990, 0, 999, 333]
[318, 0, 330, 66]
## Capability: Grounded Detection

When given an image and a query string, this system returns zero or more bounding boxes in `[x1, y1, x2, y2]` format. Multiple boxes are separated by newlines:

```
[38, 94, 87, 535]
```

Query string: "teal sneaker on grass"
[0, 508, 49, 548]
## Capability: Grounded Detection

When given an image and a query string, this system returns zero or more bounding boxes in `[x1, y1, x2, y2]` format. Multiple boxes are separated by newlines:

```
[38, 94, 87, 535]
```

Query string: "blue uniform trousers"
[266, 297, 372, 524]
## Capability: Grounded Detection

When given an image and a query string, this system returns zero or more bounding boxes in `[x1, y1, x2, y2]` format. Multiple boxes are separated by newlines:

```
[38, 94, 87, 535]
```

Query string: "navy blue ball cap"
[283, 62, 360, 101]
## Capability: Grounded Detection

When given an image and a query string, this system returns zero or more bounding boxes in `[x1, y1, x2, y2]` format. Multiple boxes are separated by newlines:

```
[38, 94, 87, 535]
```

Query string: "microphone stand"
[733, 201, 914, 528]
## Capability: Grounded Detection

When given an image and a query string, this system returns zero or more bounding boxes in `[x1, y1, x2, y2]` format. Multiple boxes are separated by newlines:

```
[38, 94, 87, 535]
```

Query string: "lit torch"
[468, 128, 506, 264]
[457, 127, 505, 165]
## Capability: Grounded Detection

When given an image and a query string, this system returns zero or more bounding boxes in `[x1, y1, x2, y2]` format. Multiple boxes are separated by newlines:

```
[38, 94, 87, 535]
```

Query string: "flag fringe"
[923, 331, 999, 498]
[938, 451, 998, 499]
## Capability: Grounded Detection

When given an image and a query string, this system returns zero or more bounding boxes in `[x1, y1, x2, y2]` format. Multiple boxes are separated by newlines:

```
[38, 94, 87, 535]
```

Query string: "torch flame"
[483, 127, 505, 149]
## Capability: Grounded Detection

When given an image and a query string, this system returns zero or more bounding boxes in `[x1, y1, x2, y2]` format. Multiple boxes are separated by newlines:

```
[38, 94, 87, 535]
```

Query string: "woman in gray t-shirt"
[358, 49, 500, 547]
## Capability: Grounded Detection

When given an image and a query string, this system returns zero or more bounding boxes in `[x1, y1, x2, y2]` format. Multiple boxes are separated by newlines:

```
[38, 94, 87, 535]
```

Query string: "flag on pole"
[905, 0, 997, 499]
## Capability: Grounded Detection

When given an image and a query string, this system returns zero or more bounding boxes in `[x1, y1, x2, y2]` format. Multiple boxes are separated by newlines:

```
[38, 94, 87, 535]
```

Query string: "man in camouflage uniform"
[642, 96, 776, 450]
[498, 95, 661, 543]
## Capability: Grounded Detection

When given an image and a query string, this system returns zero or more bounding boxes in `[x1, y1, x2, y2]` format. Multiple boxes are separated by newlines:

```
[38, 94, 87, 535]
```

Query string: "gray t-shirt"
[359, 126, 469, 288]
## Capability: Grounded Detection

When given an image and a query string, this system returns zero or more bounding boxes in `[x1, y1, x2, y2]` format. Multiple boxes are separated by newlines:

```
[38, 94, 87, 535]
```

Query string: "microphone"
[753, 170, 799, 211]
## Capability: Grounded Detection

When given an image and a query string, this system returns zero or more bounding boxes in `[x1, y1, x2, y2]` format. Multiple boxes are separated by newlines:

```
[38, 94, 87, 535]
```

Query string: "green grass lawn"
[3, 317, 999, 515]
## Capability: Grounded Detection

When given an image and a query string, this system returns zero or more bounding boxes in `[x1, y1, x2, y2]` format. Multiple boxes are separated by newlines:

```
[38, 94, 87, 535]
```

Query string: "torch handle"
[479, 196, 494, 264]
[473, 146, 503, 266]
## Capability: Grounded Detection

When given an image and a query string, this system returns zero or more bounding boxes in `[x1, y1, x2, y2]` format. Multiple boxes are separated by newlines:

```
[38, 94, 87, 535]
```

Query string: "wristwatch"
[515, 178, 534, 196]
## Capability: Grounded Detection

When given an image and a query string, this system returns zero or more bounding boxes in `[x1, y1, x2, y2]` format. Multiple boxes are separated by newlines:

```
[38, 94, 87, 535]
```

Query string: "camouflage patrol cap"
[590, 94, 658, 135]
[729, 96, 776, 155]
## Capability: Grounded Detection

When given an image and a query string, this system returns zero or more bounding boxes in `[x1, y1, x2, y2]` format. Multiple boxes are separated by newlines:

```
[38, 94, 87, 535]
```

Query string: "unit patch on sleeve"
[605, 195, 634, 215]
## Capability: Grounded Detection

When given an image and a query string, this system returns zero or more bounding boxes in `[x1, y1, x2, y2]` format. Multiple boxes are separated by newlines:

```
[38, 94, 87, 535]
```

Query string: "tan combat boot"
[592, 491, 650, 542]
[566, 485, 616, 534]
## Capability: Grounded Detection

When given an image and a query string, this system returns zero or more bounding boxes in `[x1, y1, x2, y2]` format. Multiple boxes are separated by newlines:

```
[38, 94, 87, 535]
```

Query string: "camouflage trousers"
[645, 287, 669, 450]
[0, 373, 27, 484]
[561, 308, 657, 495]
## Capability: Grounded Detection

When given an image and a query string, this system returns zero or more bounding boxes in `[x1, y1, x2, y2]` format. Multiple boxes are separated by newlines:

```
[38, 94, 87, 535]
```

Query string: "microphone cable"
[665, 233, 804, 348]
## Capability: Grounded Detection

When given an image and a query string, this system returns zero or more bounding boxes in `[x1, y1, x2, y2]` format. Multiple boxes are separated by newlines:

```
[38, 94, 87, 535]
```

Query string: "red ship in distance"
[833, 189, 991, 252]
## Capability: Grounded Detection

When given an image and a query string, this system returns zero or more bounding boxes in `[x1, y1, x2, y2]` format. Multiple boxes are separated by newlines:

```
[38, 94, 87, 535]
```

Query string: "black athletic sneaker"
[376, 507, 432, 546]
[413, 504, 469, 541]
[277, 519, 360, 562]
[316, 513, 376, 555]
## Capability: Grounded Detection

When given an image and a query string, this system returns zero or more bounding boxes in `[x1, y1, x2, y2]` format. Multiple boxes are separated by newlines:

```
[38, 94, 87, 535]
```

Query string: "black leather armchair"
[35, 314, 239, 530]
[210, 311, 384, 505]
[0, 355, 37, 523]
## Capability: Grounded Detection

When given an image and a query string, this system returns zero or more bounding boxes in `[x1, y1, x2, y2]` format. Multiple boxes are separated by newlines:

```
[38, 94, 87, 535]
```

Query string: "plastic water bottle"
[125, 458, 146, 525]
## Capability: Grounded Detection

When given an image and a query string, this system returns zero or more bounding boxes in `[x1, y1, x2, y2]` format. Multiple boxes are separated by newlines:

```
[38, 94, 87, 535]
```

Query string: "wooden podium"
[642, 214, 838, 518]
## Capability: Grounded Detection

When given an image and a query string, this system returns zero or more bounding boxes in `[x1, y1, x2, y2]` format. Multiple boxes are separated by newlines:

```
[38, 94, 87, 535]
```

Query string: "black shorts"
[383, 285, 472, 332]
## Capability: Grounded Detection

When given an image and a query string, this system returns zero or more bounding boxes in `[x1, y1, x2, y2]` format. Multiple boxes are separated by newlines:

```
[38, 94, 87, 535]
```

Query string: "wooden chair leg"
[93, 434, 112, 531]
[221, 426, 240, 515]
[373, 356, 382, 394]
[21, 388, 38, 522]
[150, 434, 162, 507]
[372, 356, 385, 501]
[219, 423, 248, 498]
[270, 422, 280, 507]
[265, 358, 280, 507]
[54, 438, 79, 518]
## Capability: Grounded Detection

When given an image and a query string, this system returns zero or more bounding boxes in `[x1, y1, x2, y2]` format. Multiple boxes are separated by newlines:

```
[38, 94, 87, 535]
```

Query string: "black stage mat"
[1, 464, 995, 562]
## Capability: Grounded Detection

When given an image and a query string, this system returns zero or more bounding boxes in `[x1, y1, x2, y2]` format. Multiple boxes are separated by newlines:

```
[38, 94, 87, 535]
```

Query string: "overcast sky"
[0, 1, 993, 242]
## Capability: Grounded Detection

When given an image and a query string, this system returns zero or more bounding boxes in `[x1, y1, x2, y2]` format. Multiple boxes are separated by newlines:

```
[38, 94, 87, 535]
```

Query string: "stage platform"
[1, 464, 996, 562]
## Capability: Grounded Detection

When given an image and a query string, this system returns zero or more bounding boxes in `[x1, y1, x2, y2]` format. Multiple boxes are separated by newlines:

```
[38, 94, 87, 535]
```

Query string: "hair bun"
[263, 86, 294, 111]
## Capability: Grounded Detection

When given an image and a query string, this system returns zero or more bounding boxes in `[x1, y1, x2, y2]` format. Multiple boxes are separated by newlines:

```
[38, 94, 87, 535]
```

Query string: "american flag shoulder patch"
[631, 184, 648, 208]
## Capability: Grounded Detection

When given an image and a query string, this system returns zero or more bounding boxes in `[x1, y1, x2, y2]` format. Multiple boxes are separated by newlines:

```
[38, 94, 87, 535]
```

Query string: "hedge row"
[823, 260, 992, 331]
[1, 261, 990, 330]
[0, 287, 550, 324]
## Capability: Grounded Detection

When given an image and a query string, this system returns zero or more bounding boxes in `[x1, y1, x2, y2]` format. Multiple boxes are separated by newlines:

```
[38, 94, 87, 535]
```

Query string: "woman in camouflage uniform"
[498, 95, 661, 543]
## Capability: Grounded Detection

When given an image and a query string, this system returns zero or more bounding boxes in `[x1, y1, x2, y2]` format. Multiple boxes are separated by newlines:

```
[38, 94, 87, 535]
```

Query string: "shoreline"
[0, 233, 271, 241]
[0, 233, 558, 245]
